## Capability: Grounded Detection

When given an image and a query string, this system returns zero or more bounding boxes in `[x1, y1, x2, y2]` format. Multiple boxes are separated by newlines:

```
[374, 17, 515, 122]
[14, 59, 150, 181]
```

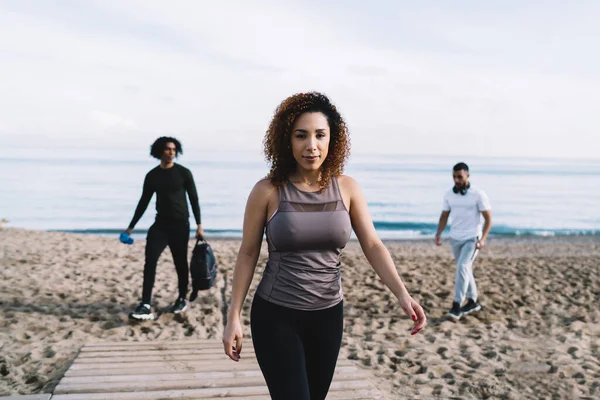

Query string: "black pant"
[250, 295, 344, 400]
[142, 220, 190, 304]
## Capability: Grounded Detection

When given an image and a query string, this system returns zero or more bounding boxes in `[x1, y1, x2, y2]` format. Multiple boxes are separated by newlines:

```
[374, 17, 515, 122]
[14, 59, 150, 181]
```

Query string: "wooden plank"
[84, 339, 241, 346]
[58, 365, 361, 385]
[68, 358, 354, 371]
[74, 353, 252, 363]
[54, 370, 367, 394]
[52, 385, 269, 399]
[219, 396, 384, 400]
[59, 370, 263, 384]
[208, 397, 270, 400]
[82, 340, 245, 350]
[324, 391, 385, 400]
[80, 343, 234, 352]
[77, 348, 254, 359]
[69, 359, 255, 371]
[64, 363, 259, 377]
[215, 396, 382, 400]
[205, 397, 270, 400]
[217, 396, 382, 400]
[54, 376, 268, 394]
[51, 380, 372, 400]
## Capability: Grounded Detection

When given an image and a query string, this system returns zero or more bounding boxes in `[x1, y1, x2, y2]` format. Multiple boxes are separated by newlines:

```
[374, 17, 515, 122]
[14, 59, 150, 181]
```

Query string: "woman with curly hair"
[223, 92, 426, 400]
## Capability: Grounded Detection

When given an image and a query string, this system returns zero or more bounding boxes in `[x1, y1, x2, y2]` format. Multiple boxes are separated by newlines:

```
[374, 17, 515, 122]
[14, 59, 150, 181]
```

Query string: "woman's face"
[290, 112, 330, 173]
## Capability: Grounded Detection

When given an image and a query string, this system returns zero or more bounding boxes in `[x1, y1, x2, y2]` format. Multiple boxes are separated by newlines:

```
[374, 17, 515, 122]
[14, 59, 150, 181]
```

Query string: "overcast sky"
[1, 0, 598, 159]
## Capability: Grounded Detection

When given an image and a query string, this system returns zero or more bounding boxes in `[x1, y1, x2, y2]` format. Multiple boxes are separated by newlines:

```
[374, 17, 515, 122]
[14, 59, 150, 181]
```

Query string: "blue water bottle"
[119, 232, 134, 245]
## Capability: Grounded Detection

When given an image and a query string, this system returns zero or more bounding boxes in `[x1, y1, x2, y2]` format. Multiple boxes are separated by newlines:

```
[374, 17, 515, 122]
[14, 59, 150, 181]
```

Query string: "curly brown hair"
[263, 92, 351, 188]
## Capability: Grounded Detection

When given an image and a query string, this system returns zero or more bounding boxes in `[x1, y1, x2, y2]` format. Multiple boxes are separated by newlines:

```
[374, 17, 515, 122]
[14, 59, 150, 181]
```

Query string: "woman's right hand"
[223, 317, 243, 362]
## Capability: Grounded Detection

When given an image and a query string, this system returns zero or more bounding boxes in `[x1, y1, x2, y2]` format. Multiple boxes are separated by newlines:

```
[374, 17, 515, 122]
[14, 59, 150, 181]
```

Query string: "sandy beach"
[1, 228, 599, 399]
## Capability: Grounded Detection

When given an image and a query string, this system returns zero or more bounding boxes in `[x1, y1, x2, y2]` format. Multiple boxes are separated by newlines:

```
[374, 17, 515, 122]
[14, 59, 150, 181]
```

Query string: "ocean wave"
[53, 223, 598, 239]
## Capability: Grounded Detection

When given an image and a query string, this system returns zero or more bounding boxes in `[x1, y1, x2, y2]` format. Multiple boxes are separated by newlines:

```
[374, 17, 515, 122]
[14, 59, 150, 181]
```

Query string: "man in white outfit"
[435, 162, 492, 319]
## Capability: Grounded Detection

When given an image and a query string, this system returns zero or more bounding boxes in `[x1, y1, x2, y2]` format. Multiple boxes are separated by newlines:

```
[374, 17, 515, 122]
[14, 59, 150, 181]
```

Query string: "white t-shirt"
[442, 186, 491, 241]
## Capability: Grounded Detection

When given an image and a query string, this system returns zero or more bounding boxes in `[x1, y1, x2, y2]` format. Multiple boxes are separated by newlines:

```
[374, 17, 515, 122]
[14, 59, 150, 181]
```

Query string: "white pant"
[451, 237, 479, 304]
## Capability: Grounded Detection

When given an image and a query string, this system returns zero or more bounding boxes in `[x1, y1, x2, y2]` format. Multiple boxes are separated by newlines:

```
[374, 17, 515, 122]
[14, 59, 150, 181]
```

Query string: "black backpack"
[189, 239, 217, 301]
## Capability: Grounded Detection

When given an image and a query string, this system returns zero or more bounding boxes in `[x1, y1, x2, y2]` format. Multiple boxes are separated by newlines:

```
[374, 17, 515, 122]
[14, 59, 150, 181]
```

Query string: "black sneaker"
[460, 299, 482, 315]
[129, 302, 154, 321]
[446, 301, 462, 320]
[170, 297, 188, 314]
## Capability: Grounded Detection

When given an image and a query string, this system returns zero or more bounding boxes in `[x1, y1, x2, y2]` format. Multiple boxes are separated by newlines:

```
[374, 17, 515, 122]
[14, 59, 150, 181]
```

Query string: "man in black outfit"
[124, 137, 204, 321]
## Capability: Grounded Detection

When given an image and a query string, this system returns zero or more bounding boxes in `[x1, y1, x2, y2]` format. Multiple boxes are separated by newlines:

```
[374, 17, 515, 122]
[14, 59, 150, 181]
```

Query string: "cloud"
[89, 110, 137, 131]
[1, 0, 599, 159]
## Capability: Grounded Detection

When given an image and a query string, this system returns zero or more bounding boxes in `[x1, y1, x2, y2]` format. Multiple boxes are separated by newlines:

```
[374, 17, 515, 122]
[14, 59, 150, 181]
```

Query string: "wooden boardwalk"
[48, 339, 386, 399]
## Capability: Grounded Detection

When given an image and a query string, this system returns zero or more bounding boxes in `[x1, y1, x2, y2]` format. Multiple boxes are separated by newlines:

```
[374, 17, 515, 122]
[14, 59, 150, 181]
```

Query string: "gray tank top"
[255, 176, 352, 311]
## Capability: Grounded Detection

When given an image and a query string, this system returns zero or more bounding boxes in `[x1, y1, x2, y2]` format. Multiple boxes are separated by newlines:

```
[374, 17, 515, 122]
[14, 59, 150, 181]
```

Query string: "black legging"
[142, 220, 190, 303]
[250, 295, 344, 400]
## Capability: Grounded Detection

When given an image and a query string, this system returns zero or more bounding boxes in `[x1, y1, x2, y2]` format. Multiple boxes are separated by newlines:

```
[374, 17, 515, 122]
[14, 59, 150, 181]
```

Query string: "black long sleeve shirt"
[128, 164, 201, 229]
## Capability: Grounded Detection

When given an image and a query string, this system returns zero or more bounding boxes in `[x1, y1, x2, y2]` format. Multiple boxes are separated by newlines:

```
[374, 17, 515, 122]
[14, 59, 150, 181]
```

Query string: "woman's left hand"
[398, 294, 427, 335]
